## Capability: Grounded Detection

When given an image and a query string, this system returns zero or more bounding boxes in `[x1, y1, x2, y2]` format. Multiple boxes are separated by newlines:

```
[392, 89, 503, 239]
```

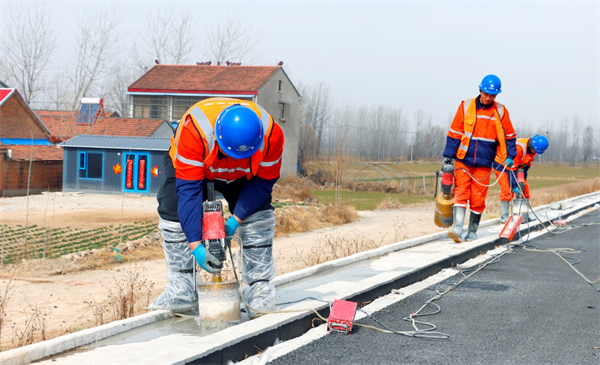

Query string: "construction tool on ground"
[196, 182, 241, 323]
[327, 299, 358, 335]
[512, 168, 529, 220]
[499, 168, 528, 242]
[434, 163, 455, 228]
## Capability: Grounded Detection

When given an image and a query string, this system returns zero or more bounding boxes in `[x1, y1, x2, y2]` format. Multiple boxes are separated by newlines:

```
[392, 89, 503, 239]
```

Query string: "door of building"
[123, 152, 149, 193]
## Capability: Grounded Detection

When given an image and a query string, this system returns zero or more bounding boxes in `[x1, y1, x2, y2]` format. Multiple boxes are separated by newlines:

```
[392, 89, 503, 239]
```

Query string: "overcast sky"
[1, 0, 598, 129]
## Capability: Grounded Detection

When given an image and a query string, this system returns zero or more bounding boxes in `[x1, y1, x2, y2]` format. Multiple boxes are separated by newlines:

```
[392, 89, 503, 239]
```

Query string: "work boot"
[500, 200, 510, 223]
[464, 212, 482, 241]
[447, 206, 466, 243]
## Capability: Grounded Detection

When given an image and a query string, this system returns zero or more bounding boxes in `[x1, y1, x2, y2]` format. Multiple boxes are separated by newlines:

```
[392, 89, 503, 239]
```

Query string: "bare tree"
[133, 7, 197, 71]
[204, 14, 262, 64]
[101, 65, 141, 117]
[0, 2, 58, 105]
[303, 83, 332, 157]
[581, 123, 594, 168]
[65, 7, 122, 110]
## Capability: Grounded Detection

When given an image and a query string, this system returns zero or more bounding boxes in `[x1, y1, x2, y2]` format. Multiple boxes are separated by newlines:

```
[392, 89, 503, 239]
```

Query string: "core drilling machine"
[434, 162, 455, 228]
[201, 182, 229, 283]
[499, 168, 527, 241]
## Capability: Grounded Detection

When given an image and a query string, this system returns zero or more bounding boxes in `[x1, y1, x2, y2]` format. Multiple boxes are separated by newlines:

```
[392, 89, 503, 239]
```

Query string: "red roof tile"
[128, 65, 280, 94]
[34, 110, 90, 141]
[90, 118, 166, 137]
[34, 111, 165, 140]
[2, 144, 63, 161]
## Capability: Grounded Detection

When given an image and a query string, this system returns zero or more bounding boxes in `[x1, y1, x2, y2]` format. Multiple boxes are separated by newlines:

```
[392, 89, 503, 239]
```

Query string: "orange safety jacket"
[514, 138, 535, 168]
[171, 98, 284, 243]
[171, 98, 283, 182]
[443, 97, 517, 168]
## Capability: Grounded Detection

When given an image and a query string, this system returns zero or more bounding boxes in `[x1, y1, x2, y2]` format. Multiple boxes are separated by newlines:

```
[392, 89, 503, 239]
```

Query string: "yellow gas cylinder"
[433, 164, 455, 228]
[434, 192, 454, 228]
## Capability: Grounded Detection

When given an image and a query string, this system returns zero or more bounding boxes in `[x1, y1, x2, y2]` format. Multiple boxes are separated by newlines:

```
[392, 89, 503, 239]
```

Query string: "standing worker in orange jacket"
[493, 135, 549, 223]
[442, 75, 518, 243]
[168, 98, 284, 316]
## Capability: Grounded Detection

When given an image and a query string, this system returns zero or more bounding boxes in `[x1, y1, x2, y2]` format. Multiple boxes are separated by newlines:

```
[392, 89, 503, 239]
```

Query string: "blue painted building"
[59, 135, 170, 195]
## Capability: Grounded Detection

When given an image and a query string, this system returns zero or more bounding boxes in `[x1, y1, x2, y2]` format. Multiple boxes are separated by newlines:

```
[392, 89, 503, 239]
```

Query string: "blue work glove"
[504, 158, 514, 167]
[191, 244, 221, 273]
[513, 187, 520, 195]
[225, 216, 240, 239]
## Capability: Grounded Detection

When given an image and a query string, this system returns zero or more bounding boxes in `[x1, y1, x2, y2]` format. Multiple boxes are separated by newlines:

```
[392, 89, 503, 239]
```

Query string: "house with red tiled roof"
[127, 63, 300, 176]
[33, 98, 173, 196]
[0, 88, 63, 196]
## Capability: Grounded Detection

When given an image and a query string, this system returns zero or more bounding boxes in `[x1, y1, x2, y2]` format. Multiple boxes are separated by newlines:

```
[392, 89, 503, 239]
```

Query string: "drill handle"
[206, 181, 216, 201]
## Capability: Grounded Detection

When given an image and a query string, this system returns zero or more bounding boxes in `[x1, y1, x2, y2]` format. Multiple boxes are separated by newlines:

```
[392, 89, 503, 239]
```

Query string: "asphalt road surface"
[269, 210, 600, 365]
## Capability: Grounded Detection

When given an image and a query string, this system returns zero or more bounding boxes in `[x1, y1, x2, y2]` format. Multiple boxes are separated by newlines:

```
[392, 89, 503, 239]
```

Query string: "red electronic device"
[499, 214, 524, 241]
[327, 299, 358, 335]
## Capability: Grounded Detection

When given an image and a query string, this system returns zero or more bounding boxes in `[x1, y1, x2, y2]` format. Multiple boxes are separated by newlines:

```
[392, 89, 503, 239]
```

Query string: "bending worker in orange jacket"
[442, 75, 517, 243]
[169, 98, 284, 316]
[493, 135, 549, 223]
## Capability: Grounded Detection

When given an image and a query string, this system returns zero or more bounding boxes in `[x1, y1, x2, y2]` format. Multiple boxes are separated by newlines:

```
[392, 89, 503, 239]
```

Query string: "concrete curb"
[0, 310, 174, 365]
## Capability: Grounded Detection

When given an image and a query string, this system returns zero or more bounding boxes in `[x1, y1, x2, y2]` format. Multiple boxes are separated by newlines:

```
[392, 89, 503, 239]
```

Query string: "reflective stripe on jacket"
[443, 96, 517, 168]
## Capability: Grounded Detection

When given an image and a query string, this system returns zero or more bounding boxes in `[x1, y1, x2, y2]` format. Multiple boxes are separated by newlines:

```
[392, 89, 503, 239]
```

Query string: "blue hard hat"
[531, 135, 549, 154]
[479, 74, 502, 95]
[215, 105, 264, 159]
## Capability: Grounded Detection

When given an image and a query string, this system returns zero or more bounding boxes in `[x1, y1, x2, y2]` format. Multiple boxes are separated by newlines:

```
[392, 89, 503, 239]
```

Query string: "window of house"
[132, 95, 167, 119]
[278, 80, 282, 92]
[172, 96, 204, 121]
[78, 151, 103, 179]
[279, 102, 289, 122]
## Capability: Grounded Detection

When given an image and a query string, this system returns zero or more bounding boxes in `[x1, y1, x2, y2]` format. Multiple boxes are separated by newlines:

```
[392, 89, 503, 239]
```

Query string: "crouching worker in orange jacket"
[442, 75, 517, 243]
[493, 135, 549, 223]
[171, 98, 284, 317]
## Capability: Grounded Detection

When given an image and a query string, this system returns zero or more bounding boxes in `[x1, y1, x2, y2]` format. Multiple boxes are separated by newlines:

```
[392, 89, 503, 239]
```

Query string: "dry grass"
[84, 264, 155, 326]
[274, 202, 359, 238]
[10, 294, 58, 348]
[272, 176, 317, 203]
[290, 230, 383, 269]
[377, 198, 405, 210]
[0, 269, 16, 349]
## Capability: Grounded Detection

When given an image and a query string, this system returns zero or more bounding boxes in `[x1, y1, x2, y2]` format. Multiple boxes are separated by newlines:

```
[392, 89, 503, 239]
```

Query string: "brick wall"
[0, 159, 63, 197]
[0, 95, 48, 139]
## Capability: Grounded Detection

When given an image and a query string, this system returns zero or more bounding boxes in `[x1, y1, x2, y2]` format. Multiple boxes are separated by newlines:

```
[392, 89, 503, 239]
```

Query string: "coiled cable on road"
[504, 176, 600, 291]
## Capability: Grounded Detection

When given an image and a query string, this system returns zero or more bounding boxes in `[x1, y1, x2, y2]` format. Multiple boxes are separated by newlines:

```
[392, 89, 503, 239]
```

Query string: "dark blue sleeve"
[508, 169, 517, 189]
[523, 165, 530, 181]
[176, 178, 204, 243]
[442, 136, 460, 159]
[506, 138, 517, 160]
[233, 176, 278, 221]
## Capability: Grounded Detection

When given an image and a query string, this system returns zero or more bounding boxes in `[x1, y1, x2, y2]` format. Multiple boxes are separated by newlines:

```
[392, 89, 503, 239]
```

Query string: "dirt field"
[0, 192, 442, 350]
